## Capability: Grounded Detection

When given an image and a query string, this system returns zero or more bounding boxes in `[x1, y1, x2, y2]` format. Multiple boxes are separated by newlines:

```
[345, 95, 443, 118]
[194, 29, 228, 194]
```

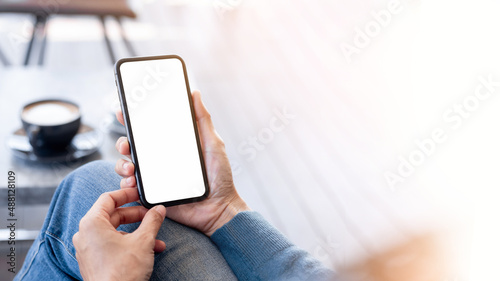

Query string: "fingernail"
[123, 161, 129, 170]
[154, 205, 166, 217]
[126, 176, 133, 184]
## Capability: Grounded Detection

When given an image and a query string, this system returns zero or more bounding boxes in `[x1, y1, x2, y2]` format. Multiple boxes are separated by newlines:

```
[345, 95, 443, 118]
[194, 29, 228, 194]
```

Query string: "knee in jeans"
[75, 160, 115, 177]
[60, 160, 118, 197]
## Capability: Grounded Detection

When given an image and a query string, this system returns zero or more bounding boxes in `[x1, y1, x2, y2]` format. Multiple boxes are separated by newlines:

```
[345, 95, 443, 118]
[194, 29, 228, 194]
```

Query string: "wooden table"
[0, 0, 136, 65]
[0, 67, 123, 202]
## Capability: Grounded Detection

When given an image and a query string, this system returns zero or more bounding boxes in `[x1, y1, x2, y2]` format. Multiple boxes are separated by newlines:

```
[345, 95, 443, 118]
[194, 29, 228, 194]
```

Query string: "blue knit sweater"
[211, 211, 334, 280]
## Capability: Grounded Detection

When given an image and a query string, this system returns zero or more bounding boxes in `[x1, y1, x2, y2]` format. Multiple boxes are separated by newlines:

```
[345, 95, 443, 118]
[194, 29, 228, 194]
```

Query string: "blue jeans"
[14, 160, 237, 280]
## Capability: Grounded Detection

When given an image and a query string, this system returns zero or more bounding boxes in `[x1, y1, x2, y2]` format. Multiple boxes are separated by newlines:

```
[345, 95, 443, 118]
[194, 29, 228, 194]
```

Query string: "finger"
[109, 205, 148, 228]
[114, 136, 126, 152]
[120, 176, 136, 189]
[92, 188, 140, 216]
[154, 239, 166, 253]
[116, 110, 125, 126]
[134, 205, 166, 239]
[115, 137, 131, 159]
[192, 90, 214, 130]
[115, 158, 134, 177]
[72, 232, 80, 246]
[191, 91, 224, 150]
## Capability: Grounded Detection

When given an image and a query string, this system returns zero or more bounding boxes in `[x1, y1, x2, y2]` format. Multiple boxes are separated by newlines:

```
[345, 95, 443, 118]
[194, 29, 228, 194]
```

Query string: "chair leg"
[115, 16, 137, 57]
[99, 16, 116, 64]
[0, 46, 10, 66]
[24, 15, 45, 66]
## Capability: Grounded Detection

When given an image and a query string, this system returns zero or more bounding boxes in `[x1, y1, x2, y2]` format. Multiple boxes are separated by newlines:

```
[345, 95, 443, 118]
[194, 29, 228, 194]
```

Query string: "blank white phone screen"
[119, 58, 206, 204]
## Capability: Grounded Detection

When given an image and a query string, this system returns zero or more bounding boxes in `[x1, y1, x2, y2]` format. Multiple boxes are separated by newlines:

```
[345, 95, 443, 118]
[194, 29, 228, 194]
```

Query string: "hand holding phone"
[115, 55, 250, 236]
[115, 55, 209, 208]
[116, 91, 250, 236]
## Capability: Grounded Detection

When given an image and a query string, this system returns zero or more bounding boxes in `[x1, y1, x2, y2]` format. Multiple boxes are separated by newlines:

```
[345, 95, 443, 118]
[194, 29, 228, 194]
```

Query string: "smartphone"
[114, 55, 209, 208]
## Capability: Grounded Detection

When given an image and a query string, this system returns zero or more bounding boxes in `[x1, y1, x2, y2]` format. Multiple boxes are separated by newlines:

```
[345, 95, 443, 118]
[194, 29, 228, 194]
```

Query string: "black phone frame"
[114, 55, 209, 208]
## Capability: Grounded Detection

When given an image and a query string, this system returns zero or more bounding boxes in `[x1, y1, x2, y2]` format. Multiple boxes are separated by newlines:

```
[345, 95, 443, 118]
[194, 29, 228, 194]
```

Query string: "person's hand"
[73, 188, 167, 281]
[114, 90, 250, 237]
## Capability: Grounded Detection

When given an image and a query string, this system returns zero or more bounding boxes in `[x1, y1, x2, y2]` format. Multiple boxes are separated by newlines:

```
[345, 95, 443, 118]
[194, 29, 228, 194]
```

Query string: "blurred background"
[1, 0, 500, 280]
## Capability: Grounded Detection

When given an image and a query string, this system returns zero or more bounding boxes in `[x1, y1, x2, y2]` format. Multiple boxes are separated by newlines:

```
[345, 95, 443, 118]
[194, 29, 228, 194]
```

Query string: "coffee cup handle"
[26, 125, 41, 146]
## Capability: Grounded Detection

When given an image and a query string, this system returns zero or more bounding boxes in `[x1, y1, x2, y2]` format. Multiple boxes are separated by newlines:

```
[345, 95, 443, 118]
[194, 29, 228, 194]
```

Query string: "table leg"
[0, 46, 10, 66]
[100, 16, 116, 64]
[37, 17, 49, 66]
[115, 16, 137, 57]
[24, 15, 44, 66]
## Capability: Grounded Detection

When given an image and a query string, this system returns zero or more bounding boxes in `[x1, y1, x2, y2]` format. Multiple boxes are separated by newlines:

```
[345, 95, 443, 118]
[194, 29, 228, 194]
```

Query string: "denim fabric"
[14, 160, 237, 281]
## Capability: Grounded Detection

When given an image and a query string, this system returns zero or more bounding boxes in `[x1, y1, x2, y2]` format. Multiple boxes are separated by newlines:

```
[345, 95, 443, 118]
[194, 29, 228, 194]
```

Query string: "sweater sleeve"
[210, 211, 335, 281]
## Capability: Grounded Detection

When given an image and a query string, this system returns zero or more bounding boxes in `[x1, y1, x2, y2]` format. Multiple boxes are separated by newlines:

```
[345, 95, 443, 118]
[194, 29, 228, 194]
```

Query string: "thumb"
[135, 205, 166, 239]
[192, 90, 224, 149]
[192, 91, 216, 134]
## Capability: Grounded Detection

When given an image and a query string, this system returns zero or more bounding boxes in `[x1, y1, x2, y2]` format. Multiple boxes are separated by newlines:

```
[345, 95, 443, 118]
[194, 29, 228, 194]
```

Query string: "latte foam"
[22, 101, 79, 126]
